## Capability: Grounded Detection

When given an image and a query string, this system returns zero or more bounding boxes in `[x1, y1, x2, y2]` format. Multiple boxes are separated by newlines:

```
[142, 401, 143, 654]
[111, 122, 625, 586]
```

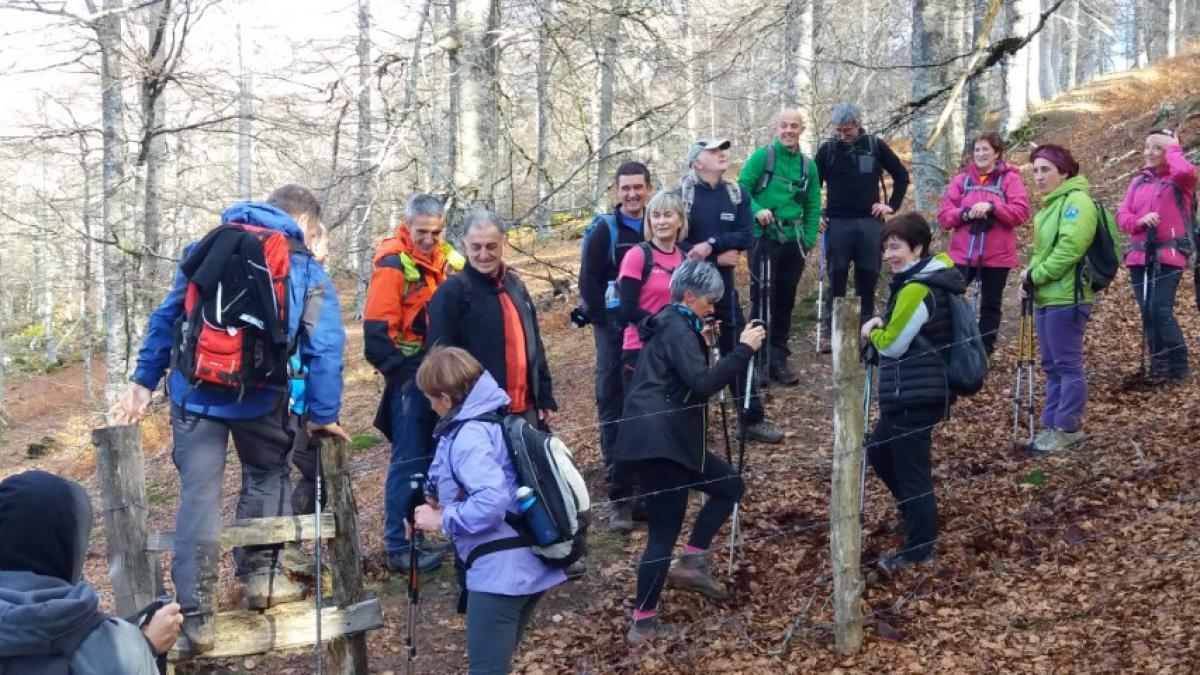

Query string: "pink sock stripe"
[633, 609, 657, 621]
[684, 545, 705, 555]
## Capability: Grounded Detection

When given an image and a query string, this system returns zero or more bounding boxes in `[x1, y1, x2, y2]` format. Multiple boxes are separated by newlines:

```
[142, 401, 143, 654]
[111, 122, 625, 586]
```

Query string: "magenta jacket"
[937, 161, 1030, 268]
[1116, 144, 1197, 269]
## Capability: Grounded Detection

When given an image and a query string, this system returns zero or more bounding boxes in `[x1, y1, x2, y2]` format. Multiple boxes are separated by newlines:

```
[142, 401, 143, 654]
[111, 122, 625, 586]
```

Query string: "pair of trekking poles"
[704, 315, 753, 577]
[1139, 225, 1159, 382]
[1013, 282, 1037, 448]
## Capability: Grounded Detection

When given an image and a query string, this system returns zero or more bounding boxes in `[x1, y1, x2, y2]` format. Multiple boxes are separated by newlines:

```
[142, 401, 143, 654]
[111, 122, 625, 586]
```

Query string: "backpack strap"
[962, 173, 1007, 201]
[753, 144, 777, 196]
[601, 214, 619, 265]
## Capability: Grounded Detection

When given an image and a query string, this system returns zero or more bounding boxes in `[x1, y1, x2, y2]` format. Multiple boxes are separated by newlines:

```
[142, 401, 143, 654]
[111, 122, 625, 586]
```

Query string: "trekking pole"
[727, 335, 757, 577]
[965, 223, 982, 314]
[405, 473, 425, 675]
[1012, 290, 1036, 447]
[1141, 225, 1158, 381]
[859, 345, 877, 529]
[973, 226, 987, 316]
[314, 438, 323, 675]
[815, 232, 826, 353]
[705, 317, 733, 464]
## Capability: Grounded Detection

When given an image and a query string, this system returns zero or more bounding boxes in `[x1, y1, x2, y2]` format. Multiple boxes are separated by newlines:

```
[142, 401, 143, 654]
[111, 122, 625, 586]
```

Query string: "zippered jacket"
[936, 161, 1030, 268]
[1029, 176, 1099, 308]
[1116, 144, 1197, 269]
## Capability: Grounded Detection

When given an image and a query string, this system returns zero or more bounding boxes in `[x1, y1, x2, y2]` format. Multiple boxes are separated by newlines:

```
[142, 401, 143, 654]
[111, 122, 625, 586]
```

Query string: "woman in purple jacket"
[937, 132, 1031, 354]
[1116, 128, 1197, 383]
[412, 346, 566, 674]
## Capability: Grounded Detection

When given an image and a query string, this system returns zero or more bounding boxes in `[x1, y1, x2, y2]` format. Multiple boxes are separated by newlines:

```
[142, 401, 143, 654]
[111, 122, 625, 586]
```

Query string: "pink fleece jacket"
[1116, 144, 1197, 269]
[937, 161, 1031, 268]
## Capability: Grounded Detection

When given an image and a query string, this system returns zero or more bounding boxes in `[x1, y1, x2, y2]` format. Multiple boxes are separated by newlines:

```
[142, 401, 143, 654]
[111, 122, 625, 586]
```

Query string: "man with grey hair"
[676, 138, 784, 444]
[365, 193, 465, 574]
[814, 102, 910, 349]
[427, 209, 558, 426]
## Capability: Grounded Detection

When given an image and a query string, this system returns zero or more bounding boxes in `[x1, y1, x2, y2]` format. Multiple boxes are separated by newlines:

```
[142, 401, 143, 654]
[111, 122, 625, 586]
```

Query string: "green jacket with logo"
[737, 139, 822, 248]
[1029, 175, 1099, 307]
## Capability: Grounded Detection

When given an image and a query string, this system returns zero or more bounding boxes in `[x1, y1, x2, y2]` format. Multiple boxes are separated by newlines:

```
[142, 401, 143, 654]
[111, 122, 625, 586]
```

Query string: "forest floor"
[4, 48, 1200, 674]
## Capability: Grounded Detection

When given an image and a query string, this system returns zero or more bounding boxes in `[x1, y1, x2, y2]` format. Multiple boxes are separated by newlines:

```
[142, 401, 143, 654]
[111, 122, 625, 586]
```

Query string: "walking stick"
[815, 233, 826, 352]
[705, 317, 733, 464]
[405, 473, 425, 675]
[860, 345, 877, 529]
[1012, 288, 1036, 447]
[314, 438, 323, 675]
[727, 330, 757, 577]
[965, 223, 984, 315]
[1141, 225, 1159, 381]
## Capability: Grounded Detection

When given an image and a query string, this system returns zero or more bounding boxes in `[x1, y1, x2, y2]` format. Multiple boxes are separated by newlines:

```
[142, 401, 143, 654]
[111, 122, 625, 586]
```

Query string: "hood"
[221, 201, 305, 241]
[893, 252, 966, 295]
[451, 370, 512, 422]
[374, 226, 465, 273]
[966, 160, 1017, 183]
[636, 304, 698, 343]
[0, 570, 104, 659]
[1043, 175, 1091, 204]
[0, 471, 92, 583]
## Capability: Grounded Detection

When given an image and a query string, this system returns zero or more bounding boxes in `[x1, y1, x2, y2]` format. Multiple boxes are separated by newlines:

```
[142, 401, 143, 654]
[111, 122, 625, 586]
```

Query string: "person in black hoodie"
[426, 209, 558, 425]
[859, 213, 962, 576]
[816, 101, 911, 348]
[614, 260, 765, 644]
[0, 471, 182, 674]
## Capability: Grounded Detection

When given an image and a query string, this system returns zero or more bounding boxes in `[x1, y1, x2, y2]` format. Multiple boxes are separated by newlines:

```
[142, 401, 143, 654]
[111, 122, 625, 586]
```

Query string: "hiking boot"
[1029, 428, 1062, 454]
[242, 565, 307, 610]
[769, 360, 800, 386]
[609, 502, 633, 534]
[875, 552, 936, 579]
[565, 558, 587, 579]
[181, 610, 215, 654]
[743, 421, 784, 444]
[626, 616, 676, 645]
[1051, 430, 1086, 452]
[666, 552, 729, 601]
[387, 546, 445, 574]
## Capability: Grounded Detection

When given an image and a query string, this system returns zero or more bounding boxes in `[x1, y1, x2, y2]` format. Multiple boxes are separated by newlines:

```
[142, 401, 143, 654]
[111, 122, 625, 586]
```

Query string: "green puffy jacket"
[737, 139, 822, 248]
[1029, 175, 1099, 307]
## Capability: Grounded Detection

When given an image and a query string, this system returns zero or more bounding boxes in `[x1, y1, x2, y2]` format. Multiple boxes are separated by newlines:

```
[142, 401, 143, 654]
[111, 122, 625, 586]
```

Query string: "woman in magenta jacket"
[937, 132, 1031, 354]
[1116, 128, 1197, 382]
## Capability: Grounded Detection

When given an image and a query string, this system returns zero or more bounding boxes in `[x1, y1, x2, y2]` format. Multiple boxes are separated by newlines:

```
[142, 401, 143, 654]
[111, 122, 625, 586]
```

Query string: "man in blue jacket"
[112, 185, 348, 655]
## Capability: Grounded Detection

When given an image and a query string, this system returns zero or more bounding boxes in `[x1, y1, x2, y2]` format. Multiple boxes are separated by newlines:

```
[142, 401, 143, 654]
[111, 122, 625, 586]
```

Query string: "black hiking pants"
[823, 217, 881, 327]
[955, 265, 1010, 355]
[867, 408, 942, 562]
[750, 238, 807, 362]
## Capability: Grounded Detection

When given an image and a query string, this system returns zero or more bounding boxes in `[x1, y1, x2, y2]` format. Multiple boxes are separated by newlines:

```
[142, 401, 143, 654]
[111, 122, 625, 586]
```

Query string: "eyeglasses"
[1155, 128, 1176, 138]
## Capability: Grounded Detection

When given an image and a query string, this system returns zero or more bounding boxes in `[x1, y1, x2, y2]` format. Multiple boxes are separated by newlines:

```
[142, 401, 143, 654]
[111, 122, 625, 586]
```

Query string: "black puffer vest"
[877, 256, 965, 417]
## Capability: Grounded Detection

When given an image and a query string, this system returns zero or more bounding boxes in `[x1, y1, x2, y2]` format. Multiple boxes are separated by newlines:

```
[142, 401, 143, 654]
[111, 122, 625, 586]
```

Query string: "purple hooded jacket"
[427, 371, 566, 596]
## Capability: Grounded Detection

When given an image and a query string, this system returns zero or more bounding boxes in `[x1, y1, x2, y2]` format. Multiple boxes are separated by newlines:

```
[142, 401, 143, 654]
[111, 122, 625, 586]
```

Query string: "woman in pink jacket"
[1116, 128, 1196, 382]
[937, 132, 1031, 354]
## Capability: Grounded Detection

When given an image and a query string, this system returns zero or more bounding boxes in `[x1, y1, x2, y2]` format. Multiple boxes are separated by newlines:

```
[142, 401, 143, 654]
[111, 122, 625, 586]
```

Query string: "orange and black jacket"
[363, 226, 464, 384]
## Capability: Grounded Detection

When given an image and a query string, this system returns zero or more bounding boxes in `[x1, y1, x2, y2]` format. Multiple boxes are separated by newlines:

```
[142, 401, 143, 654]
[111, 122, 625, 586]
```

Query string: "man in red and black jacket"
[363, 193, 464, 574]
[427, 210, 558, 426]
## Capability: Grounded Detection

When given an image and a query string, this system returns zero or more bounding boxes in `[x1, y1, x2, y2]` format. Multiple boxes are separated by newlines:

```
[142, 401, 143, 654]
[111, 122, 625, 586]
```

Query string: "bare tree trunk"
[1040, 0, 1061, 100]
[967, 0, 997, 140]
[534, 0, 554, 231]
[454, 0, 499, 211]
[1135, 0, 1149, 67]
[93, 0, 132, 408]
[783, 0, 816, 151]
[36, 229, 58, 367]
[1169, 0, 1179, 56]
[139, 0, 171, 322]
[682, 0, 699, 139]
[80, 139, 96, 403]
[237, 0, 252, 200]
[592, 2, 618, 213]
[354, 0, 373, 314]
[911, 0, 954, 214]
[1066, 0, 1080, 89]
[1005, 0, 1033, 131]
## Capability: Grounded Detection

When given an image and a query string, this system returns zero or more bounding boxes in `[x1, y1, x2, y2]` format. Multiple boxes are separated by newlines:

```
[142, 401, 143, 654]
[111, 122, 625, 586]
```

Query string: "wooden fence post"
[92, 425, 156, 618]
[829, 298, 865, 654]
[321, 436, 370, 674]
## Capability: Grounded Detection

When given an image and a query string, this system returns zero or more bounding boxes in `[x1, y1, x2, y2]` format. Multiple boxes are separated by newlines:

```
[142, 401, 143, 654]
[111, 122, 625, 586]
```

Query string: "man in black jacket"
[677, 138, 783, 444]
[578, 162, 650, 532]
[815, 101, 910, 349]
[426, 210, 558, 425]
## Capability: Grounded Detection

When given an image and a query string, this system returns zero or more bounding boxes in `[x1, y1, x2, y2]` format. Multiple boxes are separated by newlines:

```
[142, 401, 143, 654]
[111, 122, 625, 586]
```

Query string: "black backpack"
[1054, 191, 1122, 301]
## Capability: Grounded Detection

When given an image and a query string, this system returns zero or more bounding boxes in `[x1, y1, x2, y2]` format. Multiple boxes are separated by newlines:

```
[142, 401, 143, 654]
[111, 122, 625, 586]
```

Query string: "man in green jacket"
[737, 107, 822, 385]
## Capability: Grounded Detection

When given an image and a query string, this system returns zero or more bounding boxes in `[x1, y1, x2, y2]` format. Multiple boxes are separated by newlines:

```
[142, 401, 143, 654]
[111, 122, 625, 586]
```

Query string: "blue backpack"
[580, 214, 619, 264]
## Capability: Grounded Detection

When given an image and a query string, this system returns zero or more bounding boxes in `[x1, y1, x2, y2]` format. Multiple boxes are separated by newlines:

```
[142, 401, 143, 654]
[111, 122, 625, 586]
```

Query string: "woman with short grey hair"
[612, 259, 765, 644]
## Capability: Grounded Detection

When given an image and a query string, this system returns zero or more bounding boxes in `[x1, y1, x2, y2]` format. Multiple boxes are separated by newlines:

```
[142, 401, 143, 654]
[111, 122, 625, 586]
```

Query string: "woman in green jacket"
[1021, 145, 1098, 454]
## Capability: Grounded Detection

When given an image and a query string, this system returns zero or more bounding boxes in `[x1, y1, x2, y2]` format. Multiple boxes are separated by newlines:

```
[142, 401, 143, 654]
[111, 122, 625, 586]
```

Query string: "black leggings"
[632, 453, 744, 611]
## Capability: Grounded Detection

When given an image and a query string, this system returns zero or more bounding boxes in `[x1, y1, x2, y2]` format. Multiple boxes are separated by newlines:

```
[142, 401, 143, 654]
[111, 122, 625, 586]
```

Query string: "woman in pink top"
[617, 191, 688, 388]
[1116, 128, 1197, 382]
[937, 132, 1031, 354]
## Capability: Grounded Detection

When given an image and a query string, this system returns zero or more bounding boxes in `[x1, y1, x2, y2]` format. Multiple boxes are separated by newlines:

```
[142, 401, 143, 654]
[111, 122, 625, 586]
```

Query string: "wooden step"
[147, 513, 336, 552]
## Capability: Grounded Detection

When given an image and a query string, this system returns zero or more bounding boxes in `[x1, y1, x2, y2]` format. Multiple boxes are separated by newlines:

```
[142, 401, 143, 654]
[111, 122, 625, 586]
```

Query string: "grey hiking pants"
[465, 591, 544, 675]
[170, 404, 294, 610]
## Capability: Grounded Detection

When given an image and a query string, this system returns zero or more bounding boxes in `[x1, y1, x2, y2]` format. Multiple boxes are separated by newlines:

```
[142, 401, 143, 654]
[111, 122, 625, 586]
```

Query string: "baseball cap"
[685, 138, 732, 164]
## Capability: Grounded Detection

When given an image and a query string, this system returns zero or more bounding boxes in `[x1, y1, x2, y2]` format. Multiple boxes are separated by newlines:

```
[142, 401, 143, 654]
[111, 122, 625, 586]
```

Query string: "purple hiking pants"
[1034, 304, 1092, 433]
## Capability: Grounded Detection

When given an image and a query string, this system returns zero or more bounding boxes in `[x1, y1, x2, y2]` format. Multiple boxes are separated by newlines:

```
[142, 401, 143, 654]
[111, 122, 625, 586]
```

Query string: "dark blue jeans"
[384, 379, 437, 554]
[1131, 264, 1189, 377]
[593, 316, 632, 500]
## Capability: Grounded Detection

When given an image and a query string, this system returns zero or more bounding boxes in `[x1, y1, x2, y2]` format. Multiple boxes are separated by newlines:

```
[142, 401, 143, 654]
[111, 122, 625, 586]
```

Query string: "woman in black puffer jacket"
[860, 212, 964, 576]
[613, 260, 765, 645]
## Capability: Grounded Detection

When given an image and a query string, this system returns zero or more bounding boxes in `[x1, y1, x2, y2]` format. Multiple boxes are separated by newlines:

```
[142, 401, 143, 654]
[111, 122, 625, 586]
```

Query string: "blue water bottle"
[516, 486, 560, 546]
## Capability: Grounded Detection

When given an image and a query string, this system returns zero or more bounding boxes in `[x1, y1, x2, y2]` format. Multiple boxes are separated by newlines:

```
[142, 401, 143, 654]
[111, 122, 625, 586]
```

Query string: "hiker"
[936, 132, 1031, 355]
[614, 260, 766, 644]
[677, 138, 783, 444]
[737, 107, 823, 384]
[860, 213, 961, 574]
[364, 193, 465, 574]
[1116, 128, 1196, 383]
[578, 162, 651, 533]
[113, 185, 349, 654]
[426, 209, 557, 428]
[0, 471, 183, 673]
[617, 190, 689, 392]
[815, 101, 910, 348]
[1022, 145, 1099, 453]
[411, 346, 566, 674]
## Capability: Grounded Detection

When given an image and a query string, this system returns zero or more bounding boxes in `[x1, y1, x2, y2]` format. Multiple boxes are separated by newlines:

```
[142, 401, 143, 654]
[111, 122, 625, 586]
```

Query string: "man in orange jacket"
[364, 193, 465, 573]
